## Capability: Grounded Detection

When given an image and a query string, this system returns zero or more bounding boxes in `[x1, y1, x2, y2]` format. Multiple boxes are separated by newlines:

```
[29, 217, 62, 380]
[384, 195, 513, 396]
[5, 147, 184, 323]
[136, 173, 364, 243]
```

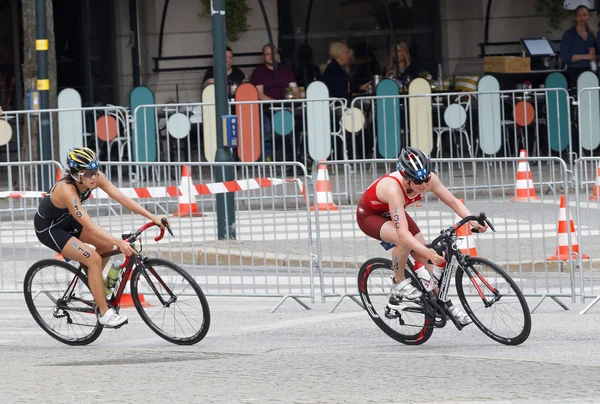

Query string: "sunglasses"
[411, 175, 431, 185]
[81, 169, 99, 179]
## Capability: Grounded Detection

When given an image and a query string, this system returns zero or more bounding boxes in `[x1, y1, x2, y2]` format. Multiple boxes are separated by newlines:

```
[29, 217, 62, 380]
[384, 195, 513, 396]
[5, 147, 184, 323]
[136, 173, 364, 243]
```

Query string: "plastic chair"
[433, 95, 473, 159]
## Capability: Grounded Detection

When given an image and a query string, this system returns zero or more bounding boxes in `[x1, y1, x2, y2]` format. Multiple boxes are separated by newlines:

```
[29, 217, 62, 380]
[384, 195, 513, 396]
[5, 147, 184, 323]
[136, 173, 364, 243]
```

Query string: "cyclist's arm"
[57, 184, 123, 246]
[430, 174, 487, 231]
[379, 181, 431, 257]
[97, 173, 159, 223]
[429, 174, 471, 218]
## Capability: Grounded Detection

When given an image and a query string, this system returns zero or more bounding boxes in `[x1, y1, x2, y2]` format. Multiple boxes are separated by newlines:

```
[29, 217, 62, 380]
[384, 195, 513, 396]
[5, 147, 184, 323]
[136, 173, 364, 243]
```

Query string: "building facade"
[0, 0, 588, 109]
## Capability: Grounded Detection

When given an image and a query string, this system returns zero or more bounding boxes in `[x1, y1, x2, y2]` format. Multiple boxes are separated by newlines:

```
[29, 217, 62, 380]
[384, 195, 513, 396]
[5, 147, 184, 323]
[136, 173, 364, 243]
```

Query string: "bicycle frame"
[57, 221, 171, 314]
[403, 213, 500, 330]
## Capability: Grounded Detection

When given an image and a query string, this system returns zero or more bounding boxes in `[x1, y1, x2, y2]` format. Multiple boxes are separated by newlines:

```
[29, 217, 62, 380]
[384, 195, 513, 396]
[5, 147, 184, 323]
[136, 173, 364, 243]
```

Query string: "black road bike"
[358, 213, 531, 346]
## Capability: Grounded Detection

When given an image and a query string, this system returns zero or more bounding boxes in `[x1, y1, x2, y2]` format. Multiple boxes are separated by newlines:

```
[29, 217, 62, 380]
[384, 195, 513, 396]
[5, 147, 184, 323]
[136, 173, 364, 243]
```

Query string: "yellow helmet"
[66, 147, 99, 172]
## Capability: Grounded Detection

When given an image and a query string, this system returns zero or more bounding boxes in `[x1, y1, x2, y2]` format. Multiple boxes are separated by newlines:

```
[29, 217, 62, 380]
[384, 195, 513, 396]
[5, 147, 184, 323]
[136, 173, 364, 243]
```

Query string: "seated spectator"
[323, 42, 371, 102]
[250, 44, 301, 164]
[293, 44, 322, 89]
[251, 44, 299, 100]
[323, 42, 372, 161]
[203, 46, 246, 88]
[385, 41, 418, 88]
[322, 42, 351, 101]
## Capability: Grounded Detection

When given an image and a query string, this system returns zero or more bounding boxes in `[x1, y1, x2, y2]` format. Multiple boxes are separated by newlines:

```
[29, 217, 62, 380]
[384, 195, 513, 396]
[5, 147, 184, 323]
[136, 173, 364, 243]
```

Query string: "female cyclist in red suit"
[356, 147, 487, 324]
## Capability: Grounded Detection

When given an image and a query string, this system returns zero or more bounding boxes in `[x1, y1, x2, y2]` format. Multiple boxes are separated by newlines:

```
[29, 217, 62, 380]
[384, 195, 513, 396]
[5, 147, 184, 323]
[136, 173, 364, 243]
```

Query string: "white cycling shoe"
[98, 308, 128, 328]
[387, 278, 423, 309]
[450, 306, 473, 326]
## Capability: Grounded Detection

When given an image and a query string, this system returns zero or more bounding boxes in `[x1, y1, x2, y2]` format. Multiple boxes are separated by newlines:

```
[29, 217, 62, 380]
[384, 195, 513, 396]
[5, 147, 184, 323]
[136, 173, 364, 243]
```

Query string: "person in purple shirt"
[560, 5, 600, 86]
[251, 44, 299, 100]
[250, 44, 300, 163]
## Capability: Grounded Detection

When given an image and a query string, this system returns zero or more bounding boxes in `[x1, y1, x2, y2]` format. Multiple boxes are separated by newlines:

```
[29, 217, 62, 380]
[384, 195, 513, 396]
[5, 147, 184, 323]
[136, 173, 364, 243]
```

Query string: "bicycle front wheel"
[130, 258, 210, 345]
[455, 257, 531, 345]
[358, 258, 434, 345]
[23, 259, 103, 346]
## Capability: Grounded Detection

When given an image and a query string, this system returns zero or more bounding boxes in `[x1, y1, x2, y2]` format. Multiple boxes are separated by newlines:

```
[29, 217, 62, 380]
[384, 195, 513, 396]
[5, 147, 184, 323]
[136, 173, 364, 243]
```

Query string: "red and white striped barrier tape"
[0, 177, 298, 200]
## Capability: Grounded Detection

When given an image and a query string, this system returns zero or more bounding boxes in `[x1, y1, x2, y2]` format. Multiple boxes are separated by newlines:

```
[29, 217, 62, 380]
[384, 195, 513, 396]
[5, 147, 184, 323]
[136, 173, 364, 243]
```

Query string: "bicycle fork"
[137, 260, 177, 307]
[462, 264, 501, 308]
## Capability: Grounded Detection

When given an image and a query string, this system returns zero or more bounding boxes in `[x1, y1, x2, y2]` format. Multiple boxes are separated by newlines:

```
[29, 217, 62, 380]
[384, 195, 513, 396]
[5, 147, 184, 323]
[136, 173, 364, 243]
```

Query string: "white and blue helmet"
[397, 147, 431, 181]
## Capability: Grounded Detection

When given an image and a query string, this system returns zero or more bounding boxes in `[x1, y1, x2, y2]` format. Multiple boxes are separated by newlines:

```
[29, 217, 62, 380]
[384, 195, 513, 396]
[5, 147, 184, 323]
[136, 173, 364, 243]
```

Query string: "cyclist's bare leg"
[411, 232, 434, 273]
[409, 232, 442, 296]
[381, 228, 442, 295]
[79, 227, 114, 272]
[380, 222, 411, 283]
[60, 236, 110, 315]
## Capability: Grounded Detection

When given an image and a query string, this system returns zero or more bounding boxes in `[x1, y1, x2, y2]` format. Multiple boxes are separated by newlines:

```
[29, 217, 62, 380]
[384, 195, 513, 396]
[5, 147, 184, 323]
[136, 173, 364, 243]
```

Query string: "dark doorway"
[0, 0, 19, 110]
[53, 0, 117, 105]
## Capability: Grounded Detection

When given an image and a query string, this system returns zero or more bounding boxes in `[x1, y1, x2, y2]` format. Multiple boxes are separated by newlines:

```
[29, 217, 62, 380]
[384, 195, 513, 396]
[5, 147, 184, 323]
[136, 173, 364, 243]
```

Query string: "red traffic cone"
[174, 166, 203, 217]
[547, 195, 589, 261]
[590, 166, 600, 201]
[311, 160, 338, 211]
[512, 150, 539, 201]
[454, 199, 478, 256]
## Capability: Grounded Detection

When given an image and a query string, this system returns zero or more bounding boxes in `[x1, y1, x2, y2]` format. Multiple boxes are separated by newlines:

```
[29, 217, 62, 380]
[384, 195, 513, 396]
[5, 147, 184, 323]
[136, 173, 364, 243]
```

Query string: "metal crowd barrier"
[0, 159, 315, 312]
[131, 97, 347, 186]
[89, 160, 314, 312]
[574, 157, 600, 314]
[0, 161, 63, 293]
[312, 157, 577, 313]
[348, 87, 573, 192]
[1, 88, 599, 313]
[0, 156, 597, 315]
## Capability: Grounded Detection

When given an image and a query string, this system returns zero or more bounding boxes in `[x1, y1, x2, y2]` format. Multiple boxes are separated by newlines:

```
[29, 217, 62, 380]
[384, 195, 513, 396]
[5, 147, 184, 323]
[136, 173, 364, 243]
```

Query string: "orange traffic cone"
[174, 166, 202, 217]
[454, 199, 478, 256]
[512, 150, 539, 201]
[311, 160, 339, 211]
[590, 166, 600, 201]
[56, 167, 62, 183]
[119, 271, 150, 308]
[548, 195, 589, 261]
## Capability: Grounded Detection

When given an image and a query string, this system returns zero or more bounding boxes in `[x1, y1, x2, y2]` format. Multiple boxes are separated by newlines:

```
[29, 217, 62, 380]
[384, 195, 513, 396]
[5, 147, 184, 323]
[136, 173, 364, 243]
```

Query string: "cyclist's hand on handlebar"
[116, 239, 135, 256]
[152, 215, 171, 229]
[470, 220, 488, 233]
[427, 249, 446, 266]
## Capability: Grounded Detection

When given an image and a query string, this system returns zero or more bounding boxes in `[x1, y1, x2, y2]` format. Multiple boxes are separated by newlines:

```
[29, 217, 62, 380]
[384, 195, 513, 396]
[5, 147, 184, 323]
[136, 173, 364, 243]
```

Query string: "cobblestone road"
[1, 294, 600, 403]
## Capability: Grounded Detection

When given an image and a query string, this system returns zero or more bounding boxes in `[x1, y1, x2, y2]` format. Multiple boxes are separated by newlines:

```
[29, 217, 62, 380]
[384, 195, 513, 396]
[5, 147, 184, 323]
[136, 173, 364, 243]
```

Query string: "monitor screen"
[521, 38, 556, 57]
[564, 0, 596, 10]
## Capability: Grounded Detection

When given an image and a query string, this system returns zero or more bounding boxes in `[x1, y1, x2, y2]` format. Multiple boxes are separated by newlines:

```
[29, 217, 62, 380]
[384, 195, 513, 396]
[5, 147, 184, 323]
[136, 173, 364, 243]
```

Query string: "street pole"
[36, 0, 52, 191]
[211, 0, 236, 240]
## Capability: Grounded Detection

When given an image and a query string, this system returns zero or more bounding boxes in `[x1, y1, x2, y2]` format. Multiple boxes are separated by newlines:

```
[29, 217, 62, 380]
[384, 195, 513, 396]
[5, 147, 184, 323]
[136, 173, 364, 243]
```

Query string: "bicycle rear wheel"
[455, 257, 531, 345]
[130, 258, 210, 345]
[358, 258, 433, 345]
[23, 259, 103, 346]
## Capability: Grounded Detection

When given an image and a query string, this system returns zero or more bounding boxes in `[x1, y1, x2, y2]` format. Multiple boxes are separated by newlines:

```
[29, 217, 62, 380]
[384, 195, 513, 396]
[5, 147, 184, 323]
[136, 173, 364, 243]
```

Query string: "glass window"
[278, 0, 441, 86]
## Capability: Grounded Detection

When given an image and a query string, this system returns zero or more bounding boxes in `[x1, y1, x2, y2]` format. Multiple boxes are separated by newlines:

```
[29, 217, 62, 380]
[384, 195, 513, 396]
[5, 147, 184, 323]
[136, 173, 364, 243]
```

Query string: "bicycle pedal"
[105, 320, 129, 330]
